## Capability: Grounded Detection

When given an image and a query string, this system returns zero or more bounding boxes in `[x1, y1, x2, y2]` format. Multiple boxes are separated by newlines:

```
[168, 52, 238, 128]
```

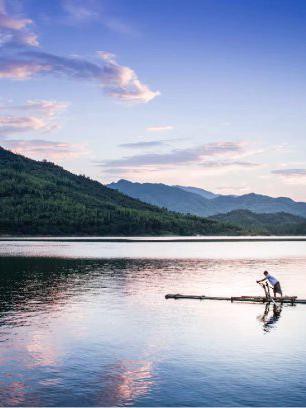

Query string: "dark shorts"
[274, 281, 282, 294]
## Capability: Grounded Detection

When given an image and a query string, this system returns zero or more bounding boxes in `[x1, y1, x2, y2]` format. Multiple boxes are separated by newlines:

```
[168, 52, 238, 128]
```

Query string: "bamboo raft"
[165, 294, 306, 304]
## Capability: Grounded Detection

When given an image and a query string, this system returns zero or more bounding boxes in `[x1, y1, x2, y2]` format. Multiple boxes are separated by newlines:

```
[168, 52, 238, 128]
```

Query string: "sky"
[0, 0, 306, 200]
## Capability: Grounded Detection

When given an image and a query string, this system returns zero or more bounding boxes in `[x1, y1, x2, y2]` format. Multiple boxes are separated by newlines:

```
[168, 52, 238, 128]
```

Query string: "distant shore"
[1, 236, 306, 242]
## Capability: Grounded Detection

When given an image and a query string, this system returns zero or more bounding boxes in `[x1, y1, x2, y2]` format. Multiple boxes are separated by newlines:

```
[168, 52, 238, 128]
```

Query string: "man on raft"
[257, 271, 283, 297]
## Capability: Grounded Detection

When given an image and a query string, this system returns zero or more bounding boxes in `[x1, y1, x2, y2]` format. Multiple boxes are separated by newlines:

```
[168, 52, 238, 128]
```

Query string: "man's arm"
[257, 278, 267, 283]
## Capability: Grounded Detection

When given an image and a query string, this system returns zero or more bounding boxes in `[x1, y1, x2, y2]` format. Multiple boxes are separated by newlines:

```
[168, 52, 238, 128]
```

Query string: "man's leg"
[274, 283, 282, 297]
[278, 285, 283, 297]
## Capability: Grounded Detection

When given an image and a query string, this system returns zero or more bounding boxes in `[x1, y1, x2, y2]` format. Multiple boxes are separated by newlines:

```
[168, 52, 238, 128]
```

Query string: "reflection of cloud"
[26, 332, 59, 367]
[116, 360, 153, 402]
[96, 359, 154, 406]
[1, 381, 26, 406]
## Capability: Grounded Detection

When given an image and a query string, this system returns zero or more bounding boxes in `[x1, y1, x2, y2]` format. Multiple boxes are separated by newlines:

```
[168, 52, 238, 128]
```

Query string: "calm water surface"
[0, 240, 306, 406]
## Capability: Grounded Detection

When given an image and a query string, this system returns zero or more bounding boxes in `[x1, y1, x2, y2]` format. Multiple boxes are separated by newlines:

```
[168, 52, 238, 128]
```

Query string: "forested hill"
[209, 210, 306, 235]
[0, 147, 241, 236]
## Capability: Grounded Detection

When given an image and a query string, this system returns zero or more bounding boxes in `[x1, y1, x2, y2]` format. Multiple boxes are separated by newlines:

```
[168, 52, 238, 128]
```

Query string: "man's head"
[264, 271, 268, 276]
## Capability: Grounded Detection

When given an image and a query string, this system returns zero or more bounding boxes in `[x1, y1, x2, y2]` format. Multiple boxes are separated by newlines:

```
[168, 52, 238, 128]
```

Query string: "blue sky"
[1, 0, 306, 200]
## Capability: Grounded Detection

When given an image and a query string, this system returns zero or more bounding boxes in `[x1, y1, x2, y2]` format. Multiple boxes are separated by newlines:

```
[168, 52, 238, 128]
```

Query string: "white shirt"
[266, 274, 279, 286]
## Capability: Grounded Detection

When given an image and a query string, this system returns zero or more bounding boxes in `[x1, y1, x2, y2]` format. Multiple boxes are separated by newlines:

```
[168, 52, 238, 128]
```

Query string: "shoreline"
[1, 236, 306, 242]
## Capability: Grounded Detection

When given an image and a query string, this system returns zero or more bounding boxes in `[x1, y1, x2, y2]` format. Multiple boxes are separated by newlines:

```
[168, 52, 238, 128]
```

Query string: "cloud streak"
[0, 99, 69, 136]
[272, 168, 306, 184]
[0, 97, 86, 161]
[0, 1, 158, 103]
[2, 138, 87, 160]
[0, 50, 159, 103]
[2, 99, 69, 117]
[272, 168, 306, 177]
[0, 114, 57, 135]
[61, 0, 136, 35]
[146, 126, 173, 132]
[100, 141, 251, 168]
[119, 141, 166, 149]
[200, 160, 260, 168]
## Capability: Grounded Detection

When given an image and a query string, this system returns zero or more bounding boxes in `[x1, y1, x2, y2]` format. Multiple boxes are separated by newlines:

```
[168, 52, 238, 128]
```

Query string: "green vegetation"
[0, 147, 241, 236]
[210, 210, 306, 235]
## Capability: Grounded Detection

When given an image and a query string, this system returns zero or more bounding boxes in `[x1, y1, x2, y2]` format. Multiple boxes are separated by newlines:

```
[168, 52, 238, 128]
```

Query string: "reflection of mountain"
[0, 257, 183, 327]
[0, 257, 85, 322]
[0, 257, 128, 323]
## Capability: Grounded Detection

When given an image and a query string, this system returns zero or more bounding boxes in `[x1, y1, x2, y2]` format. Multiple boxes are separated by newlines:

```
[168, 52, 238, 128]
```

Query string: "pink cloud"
[0, 99, 69, 136]
[0, 51, 159, 103]
[3, 99, 70, 117]
[101, 141, 250, 168]
[0, 114, 56, 135]
[0, 12, 31, 30]
[0, 60, 51, 79]
[2, 139, 88, 160]
[98, 51, 160, 103]
[0, 1, 38, 47]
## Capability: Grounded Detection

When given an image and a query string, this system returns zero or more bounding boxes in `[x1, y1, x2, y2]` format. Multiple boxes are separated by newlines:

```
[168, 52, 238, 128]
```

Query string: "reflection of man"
[257, 303, 282, 333]
[257, 271, 283, 297]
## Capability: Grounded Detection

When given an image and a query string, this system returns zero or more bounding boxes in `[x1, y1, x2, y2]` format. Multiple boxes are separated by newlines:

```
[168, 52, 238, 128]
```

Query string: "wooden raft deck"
[165, 294, 306, 304]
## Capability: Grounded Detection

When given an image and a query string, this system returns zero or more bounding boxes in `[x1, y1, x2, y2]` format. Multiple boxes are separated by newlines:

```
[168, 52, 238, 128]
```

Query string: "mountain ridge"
[0, 147, 241, 236]
[108, 179, 306, 218]
[174, 185, 218, 199]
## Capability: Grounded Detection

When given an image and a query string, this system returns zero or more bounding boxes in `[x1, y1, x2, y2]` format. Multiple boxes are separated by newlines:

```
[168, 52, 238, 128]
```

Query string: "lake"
[1, 238, 306, 406]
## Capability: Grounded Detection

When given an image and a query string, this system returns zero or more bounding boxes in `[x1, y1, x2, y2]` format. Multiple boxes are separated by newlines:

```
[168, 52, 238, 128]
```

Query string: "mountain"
[175, 185, 219, 199]
[210, 193, 306, 218]
[107, 179, 213, 215]
[0, 147, 241, 236]
[209, 210, 306, 235]
[108, 180, 306, 218]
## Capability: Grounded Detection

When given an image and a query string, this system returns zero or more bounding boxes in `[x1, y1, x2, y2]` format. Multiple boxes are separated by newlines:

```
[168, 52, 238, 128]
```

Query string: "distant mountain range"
[0, 147, 241, 236]
[108, 179, 306, 218]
